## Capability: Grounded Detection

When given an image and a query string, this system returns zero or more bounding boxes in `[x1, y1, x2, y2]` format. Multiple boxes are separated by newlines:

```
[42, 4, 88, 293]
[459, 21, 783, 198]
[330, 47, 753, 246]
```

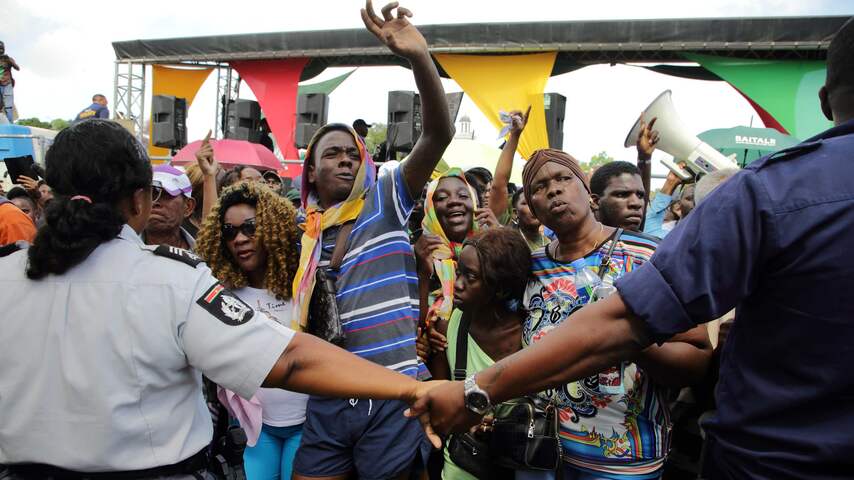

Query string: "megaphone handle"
[660, 158, 693, 182]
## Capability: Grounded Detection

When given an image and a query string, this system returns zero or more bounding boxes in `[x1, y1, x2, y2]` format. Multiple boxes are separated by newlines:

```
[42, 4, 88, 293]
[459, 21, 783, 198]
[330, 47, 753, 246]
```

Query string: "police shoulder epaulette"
[0, 241, 28, 258]
[760, 140, 822, 166]
[151, 244, 204, 268]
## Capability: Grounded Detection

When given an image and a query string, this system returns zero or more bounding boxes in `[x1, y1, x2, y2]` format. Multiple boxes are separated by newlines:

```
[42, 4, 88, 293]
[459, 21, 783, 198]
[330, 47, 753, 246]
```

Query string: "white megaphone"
[625, 90, 739, 181]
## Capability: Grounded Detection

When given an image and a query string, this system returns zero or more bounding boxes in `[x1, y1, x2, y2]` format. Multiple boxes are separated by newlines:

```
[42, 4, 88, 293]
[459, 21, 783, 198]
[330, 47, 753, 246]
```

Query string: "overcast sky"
[4, 0, 852, 175]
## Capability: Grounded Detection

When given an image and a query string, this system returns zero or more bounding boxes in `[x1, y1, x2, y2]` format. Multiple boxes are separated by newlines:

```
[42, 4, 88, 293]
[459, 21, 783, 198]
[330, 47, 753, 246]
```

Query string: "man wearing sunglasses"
[143, 165, 197, 251]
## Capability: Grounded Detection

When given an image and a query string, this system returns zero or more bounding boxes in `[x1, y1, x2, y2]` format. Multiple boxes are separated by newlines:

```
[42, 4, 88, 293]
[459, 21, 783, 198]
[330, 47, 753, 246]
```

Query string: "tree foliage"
[16, 118, 51, 129]
[15, 117, 72, 131]
[365, 123, 387, 154]
[580, 150, 615, 173]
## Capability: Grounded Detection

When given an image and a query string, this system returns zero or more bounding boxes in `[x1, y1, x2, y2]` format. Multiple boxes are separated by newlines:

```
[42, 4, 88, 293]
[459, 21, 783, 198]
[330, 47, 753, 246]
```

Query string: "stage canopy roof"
[113, 16, 848, 80]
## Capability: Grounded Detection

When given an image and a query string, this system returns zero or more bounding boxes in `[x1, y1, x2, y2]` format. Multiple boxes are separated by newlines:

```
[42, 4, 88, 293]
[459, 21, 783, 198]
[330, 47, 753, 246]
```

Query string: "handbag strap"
[597, 227, 623, 280]
[453, 313, 471, 381]
[330, 221, 355, 270]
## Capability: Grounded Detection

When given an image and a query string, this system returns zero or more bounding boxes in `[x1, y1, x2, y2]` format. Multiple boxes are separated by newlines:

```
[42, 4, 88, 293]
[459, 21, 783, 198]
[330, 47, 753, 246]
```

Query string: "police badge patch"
[197, 283, 254, 326]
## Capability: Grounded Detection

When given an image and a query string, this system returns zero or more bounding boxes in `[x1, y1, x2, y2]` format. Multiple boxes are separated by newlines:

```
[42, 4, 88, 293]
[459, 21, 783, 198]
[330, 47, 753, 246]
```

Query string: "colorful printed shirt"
[320, 162, 428, 379]
[523, 231, 667, 479]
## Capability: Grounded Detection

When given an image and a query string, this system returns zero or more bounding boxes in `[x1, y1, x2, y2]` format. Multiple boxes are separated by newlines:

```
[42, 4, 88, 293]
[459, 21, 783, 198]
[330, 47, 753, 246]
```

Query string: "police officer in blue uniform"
[0, 120, 438, 479]
[411, 16, 854, 480]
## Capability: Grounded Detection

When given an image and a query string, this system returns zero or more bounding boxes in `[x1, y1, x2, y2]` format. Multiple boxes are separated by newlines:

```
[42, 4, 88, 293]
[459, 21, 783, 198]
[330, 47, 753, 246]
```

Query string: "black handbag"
[447, 314, 513, 479]
[490, 396, 561, 471]
[447, 429, 501, 480]
[306, 222, 354, 345]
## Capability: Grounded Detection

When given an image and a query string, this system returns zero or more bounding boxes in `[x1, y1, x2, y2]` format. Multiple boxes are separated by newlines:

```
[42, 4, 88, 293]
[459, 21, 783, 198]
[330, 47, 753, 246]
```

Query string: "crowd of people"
[1, 3, 853, 480]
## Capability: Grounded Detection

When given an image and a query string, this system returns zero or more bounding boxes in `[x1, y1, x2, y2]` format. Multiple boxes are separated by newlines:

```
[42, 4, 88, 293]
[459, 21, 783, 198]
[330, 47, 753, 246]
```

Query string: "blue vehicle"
[0, 124, 57, 191]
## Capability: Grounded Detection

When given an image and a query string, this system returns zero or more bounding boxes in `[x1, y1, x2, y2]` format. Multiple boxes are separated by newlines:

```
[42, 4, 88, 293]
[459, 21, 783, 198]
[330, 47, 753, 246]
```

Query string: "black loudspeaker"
[152, 95, 188, 149]
[387, 91, 421, 152]
[226, 100, 262, 143]
[295, 93, 329, 148]
[544, 92, 566, 150]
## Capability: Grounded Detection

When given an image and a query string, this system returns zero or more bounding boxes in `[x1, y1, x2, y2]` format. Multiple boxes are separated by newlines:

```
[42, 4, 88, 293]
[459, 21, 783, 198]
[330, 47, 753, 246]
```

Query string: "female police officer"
[0, 120, 438, 479]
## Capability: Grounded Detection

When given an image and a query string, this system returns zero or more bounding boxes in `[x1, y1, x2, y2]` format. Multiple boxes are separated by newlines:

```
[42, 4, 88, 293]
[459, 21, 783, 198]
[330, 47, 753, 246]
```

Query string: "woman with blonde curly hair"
[195, 180, 305, 480]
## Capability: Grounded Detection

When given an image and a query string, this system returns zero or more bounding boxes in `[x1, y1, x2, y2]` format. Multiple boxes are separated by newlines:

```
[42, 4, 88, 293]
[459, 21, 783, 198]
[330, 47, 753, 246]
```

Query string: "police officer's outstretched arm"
[181, 273, 445, 445]
[182, 276, 438, 400]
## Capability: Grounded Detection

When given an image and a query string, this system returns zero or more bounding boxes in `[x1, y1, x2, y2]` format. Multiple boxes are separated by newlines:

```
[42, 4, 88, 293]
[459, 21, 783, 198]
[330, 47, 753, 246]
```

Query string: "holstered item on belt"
[5, 449, 209, 480]
[209, 426, 247, 480]
[306, 221, 354, 345]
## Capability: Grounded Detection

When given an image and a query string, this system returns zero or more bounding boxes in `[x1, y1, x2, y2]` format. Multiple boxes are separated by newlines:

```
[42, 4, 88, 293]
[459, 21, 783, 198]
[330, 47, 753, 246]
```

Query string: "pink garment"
[217, 387, 263, 447]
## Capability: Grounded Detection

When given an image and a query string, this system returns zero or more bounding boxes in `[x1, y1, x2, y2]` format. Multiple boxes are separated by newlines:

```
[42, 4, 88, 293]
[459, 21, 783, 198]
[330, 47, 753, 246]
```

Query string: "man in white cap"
[143, 164, 197, 250]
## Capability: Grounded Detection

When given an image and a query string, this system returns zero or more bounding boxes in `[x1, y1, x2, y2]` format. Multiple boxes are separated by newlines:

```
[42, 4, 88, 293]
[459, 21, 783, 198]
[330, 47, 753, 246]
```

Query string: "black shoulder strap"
[330, 221, 355, 270]
[152, 244, 203, 268]
[598, 228, 623, 280]
[453, 313, 470, 381]
[0, 241, 26, 257]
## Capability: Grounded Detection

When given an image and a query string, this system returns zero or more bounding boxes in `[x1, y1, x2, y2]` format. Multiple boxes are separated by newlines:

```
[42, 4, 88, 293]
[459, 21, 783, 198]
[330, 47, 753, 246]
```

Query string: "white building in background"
[455, 114, 475, 140]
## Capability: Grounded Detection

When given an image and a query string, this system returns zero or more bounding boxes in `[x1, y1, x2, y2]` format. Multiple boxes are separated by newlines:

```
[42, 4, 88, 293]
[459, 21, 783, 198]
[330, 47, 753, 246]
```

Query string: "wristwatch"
[464, 374, 492, 415]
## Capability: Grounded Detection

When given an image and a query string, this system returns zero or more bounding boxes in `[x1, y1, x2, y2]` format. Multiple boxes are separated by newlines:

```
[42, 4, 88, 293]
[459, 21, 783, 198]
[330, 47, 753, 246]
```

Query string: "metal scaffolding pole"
[214, 65, 240, 139]
[113, 61, 146, 142]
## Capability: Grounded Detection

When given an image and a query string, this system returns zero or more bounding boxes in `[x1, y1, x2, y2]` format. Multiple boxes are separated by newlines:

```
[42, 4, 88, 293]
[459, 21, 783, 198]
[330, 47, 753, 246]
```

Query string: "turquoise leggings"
[244, 423, 304, 480]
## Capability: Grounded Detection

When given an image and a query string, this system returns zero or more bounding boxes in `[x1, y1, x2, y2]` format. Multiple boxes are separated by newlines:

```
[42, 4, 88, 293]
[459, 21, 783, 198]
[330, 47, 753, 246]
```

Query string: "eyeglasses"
[222, 218, 257, 241]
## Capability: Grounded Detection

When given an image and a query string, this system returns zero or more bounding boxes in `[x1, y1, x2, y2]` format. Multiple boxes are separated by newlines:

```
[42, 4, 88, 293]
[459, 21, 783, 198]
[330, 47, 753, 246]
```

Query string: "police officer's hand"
[406, 380, 483, 436]
[196, 130, 219, 177]
[406, 380, 450, 448]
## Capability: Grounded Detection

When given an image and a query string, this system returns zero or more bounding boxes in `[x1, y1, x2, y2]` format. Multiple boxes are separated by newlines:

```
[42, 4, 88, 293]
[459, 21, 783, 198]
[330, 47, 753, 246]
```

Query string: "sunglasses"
[151, 186, 179, 203]
[222, 218, 257, 241]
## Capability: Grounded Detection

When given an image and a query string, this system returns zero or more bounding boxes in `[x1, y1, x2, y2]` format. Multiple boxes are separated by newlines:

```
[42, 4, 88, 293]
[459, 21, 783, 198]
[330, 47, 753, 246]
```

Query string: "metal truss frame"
[214, 65, 240, 139]
[112, 61, 146, 142]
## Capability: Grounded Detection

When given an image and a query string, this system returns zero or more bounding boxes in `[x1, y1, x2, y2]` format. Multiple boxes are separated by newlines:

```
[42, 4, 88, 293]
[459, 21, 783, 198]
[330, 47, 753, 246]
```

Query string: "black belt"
[6, 448, 209, 480]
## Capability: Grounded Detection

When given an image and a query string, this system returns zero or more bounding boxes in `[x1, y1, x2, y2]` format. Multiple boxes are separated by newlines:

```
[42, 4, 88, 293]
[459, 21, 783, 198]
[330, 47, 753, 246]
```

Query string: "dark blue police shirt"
[616, 119, 854, 480]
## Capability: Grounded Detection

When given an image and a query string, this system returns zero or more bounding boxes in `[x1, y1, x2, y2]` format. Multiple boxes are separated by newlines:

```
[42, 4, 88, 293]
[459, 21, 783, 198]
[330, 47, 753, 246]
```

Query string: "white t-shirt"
[233, 287, 308, 427]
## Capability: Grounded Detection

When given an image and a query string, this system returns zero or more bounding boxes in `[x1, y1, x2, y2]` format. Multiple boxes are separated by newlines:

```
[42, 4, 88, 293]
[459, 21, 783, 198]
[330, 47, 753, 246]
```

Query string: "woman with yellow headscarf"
[415, 168, 481, 329]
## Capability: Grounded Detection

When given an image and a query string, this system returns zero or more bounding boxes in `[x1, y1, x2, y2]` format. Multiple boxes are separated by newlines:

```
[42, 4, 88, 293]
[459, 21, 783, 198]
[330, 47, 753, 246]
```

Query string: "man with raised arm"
[291, 2, 454, 479]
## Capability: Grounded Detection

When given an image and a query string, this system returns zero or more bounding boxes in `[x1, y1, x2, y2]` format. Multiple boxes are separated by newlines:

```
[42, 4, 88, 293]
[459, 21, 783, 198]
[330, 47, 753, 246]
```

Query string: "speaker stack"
[386, 91, 421, 153]
[152, 95, 188, 149]
[544, 93, 566, 150]
[225, 100, 262, 143]
[295, 93, 329, 149]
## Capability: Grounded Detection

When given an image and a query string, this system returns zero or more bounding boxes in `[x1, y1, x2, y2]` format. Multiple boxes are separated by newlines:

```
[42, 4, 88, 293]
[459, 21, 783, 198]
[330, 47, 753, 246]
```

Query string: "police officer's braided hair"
[26, 120, 152, 279]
